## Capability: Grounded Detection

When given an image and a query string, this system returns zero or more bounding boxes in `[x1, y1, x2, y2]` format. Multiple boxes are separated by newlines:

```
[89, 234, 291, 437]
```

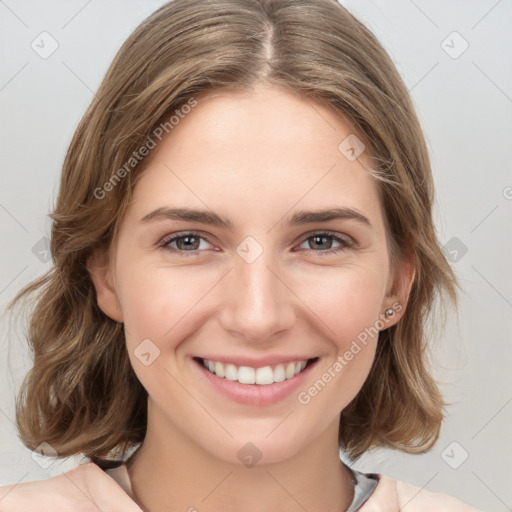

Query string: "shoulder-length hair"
[7, 0, 458, 466]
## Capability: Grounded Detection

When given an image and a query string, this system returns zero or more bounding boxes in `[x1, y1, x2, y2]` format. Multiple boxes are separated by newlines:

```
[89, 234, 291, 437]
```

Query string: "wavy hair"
[6, 0, 459, 466]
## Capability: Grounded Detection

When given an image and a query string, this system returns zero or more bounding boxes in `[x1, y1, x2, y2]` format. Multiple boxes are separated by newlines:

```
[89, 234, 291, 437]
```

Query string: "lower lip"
[191, 357, 319, 406]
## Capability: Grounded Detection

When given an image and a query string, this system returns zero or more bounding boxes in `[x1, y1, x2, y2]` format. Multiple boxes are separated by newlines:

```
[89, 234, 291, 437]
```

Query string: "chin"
[199, 426, 314, 467]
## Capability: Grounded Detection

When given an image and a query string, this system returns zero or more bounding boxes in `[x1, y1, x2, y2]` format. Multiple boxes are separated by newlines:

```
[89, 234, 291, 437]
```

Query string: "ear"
[383, 248, 416, 327]
[87, 248, 124, 323]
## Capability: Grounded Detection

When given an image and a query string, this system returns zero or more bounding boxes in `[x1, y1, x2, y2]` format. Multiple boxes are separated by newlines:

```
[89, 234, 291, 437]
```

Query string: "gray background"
[1, 1, 511, 510]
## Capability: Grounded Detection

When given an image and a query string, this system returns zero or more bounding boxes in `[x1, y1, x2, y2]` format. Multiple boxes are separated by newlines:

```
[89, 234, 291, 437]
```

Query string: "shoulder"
[394, 477, 481, 511]
[359, 474, 482, 511]
[0, 462, 142, 512]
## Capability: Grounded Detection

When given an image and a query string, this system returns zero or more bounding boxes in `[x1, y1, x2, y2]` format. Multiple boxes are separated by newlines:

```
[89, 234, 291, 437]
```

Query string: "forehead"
[124, 84, 385, 231]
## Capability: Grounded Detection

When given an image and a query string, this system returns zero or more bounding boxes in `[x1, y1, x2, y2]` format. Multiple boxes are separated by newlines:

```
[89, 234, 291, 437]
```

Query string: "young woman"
[1, 0, 481, 510]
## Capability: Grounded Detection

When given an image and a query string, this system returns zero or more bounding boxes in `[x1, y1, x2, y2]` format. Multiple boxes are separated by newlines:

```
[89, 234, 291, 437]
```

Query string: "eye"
[160, 231, 214, 255]
[297, 232, 353, 255]
[159, 230, 354, 257]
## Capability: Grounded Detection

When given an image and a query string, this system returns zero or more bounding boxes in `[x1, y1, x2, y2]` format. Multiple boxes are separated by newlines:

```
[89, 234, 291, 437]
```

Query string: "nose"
[217, 247, 296, 343]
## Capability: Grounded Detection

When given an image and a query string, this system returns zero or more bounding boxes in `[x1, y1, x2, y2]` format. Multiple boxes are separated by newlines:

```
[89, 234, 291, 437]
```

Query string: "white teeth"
[273, 364, 286, 383]
[238, 366, 255, 384]
[215, 361, 225, 378]
[225, 363, 238, 381]
[255, 366, 274, 385]
[200, 358, 312, 385]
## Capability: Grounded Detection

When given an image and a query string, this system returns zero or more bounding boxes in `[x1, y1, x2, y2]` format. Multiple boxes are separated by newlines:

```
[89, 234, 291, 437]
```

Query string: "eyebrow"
[139, 207, 372, 229]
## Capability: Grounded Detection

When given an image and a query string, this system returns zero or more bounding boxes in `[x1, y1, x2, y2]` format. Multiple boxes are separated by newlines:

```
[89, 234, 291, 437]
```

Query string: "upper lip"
[194, 355, 319, 368]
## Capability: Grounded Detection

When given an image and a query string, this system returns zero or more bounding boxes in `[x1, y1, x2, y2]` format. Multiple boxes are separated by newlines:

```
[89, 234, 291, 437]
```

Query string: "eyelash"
[158, 231, 354, 257]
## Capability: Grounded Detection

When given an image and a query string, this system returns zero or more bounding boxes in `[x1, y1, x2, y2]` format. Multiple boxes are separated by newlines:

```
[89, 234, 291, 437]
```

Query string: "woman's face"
[89, 84, 411, 465]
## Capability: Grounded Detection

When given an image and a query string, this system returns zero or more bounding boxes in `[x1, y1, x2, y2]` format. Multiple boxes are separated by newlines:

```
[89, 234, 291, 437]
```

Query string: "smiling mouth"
[193, 357, 319, 385]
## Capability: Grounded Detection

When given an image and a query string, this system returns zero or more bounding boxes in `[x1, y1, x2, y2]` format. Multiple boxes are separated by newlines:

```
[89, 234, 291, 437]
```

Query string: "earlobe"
[87, 249, 124, 323]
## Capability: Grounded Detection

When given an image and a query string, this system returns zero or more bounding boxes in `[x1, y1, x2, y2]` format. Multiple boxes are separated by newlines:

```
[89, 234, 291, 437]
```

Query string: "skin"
[88, 83, 415, 512]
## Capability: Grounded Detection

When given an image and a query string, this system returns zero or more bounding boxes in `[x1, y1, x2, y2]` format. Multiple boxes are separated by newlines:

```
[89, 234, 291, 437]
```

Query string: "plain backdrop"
[1, 1, 511, 510]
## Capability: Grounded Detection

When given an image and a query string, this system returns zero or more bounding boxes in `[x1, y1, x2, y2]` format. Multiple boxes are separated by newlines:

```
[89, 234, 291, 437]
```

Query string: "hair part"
[7, 0, 459, 465]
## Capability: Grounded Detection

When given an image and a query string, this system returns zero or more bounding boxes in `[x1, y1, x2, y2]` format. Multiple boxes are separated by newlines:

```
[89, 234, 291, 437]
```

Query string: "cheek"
[117, 255, 387, 353]
[295, 262, 387, 342]
[293, 265, 385, 409]
[116, 262, 216, 347]
[116, 264, 216, 401]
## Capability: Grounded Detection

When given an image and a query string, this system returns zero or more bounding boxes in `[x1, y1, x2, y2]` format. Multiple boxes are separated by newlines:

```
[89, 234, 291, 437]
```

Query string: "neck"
[126, 406, 354, 512]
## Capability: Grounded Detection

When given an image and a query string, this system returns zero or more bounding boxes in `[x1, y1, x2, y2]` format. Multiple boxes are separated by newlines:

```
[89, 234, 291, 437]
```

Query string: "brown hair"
[6, 0, 459, 465]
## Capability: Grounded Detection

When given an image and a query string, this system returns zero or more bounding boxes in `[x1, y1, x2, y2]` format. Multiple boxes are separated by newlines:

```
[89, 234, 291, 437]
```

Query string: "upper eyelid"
[160, 230, 354, 249]
[161, 230, 212, 244]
